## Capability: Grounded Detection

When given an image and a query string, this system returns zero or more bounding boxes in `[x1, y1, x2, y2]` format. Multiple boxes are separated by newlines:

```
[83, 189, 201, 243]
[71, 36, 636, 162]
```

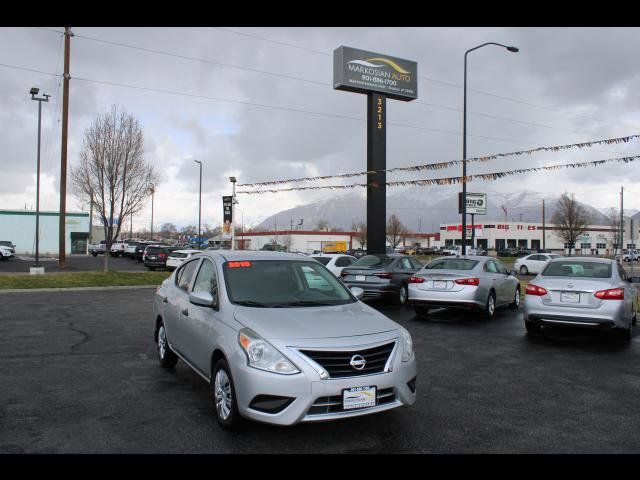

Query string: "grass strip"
[0, 271, 171, 290]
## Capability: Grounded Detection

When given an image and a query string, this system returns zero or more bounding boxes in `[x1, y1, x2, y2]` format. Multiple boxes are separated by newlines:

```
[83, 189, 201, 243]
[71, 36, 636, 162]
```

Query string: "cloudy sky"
[2, 26, 640, 233]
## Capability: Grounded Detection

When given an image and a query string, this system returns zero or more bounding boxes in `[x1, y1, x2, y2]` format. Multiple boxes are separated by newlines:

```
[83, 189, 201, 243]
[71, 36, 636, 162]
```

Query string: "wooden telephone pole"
[58, 26, 72, 268]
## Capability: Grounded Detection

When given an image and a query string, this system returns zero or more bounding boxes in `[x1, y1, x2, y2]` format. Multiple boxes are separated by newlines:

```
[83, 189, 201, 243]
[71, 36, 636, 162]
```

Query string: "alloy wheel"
[214, 369, 232, 421]
[158, 325, 166, 359]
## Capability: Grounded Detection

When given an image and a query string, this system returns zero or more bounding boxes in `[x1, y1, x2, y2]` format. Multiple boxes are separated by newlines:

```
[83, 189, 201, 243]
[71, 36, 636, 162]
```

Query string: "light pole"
[149, 184, 155, 241]
[194, 160, 202, 246]
[30, 87, 50, 273]
[229, 177, 237, 250]
[462, 42, 518, 255]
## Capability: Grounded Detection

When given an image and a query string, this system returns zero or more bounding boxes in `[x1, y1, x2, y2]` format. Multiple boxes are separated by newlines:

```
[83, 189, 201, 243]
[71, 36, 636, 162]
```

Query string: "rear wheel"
[509, 287, 521, 310]
[482, 292, 496, 319]
[397, 284, 409, 306]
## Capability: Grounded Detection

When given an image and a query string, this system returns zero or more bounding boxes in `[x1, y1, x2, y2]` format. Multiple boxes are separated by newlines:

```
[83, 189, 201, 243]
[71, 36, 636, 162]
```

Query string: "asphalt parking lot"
[2, 288, 640, 453]
[0, 255, 147, 273]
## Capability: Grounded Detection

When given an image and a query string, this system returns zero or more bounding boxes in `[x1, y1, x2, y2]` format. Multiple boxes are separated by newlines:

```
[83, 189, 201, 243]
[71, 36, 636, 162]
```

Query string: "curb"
[0, 285, 159, 294]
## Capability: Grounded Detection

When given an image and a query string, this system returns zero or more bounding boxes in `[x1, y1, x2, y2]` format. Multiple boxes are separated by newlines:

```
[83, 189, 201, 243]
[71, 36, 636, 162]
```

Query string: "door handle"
[181, 308, 189, 316]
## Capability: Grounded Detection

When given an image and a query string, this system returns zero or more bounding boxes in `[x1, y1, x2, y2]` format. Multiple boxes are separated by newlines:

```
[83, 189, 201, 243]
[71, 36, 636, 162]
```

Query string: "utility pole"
[88, 189, 93, 247]
[59, 26, 72, 269]
[542, 199, 546, 251]
[150, 185, 155, 241]
[470, 213, 475, 250]
[620, 186, 624, 256]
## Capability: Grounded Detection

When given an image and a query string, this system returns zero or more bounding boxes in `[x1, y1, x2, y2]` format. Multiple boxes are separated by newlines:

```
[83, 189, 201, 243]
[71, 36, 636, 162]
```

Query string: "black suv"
[143, 245, 179, 270]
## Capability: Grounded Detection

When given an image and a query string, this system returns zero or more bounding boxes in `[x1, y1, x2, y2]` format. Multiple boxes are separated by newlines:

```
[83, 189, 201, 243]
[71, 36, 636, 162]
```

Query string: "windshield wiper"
[233, 300, 271, 307]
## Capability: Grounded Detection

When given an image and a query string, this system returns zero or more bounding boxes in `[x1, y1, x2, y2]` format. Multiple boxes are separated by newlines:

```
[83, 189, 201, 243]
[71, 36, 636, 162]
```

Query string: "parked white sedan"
[514, 253, 563, 275]
[166, 249, 202, 270]
[310, 254, 358, 277]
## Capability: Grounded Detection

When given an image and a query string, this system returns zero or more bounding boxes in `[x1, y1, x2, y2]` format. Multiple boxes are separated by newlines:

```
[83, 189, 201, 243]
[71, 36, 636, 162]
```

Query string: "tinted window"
[223, 260, 354, 307]
[542, 261, 612, 278]
[400, 258, 413, 270]
[493, 260, 508, 274]
[170, 252, 188, 259]
[176, 260, 200, 291]
[0, 241, 12, 247]
[353, 255, 395, 268]
[311, 257, 331, 266]
[335, 256, 354, 267]
[426, 259, 479, 271]
[146, 246, 166, 255]
[192, 260, 218, 297]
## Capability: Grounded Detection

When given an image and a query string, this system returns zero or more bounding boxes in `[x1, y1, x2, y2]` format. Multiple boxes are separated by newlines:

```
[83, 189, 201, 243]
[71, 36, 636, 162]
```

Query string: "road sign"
[458, 192, 487, 215]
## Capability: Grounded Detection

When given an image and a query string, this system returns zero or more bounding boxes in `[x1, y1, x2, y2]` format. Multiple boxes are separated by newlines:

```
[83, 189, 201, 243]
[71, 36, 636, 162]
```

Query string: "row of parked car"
[89, 240, 204, 271]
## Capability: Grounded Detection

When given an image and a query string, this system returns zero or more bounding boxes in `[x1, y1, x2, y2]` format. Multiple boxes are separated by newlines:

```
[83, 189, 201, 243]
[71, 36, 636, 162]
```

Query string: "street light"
[194, 160, 202, 245]
[462, 42, 518, 255]
[30, 87, 50, 273]
[229, 176, 237, 250]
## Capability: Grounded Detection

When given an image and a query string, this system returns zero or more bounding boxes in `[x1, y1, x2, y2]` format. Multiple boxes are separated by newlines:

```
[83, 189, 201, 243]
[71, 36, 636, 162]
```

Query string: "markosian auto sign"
[333, 46, 418, 101]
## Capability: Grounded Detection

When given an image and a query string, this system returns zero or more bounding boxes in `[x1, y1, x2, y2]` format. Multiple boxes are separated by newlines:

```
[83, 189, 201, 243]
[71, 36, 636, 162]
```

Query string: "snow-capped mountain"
[253, 187, 611, 232]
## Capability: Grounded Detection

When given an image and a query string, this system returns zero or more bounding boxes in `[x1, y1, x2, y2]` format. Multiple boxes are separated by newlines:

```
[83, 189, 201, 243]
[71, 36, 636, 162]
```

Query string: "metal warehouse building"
[0, 210, 90, 256]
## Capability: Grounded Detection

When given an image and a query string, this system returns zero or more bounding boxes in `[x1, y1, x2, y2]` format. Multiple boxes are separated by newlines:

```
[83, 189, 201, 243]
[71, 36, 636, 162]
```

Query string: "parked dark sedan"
[135, 242, 153, 261]
[340, 254, 424, 305]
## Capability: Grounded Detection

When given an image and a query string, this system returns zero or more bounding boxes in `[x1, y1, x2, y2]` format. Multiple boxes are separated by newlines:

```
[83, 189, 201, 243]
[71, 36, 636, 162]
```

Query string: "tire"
[617, 319, 633, 342]
[525, 321, 542, 334]
[509, 286, 521, 310]
[156, 322, 178, 368]
[519, 265, 528, 275]
[414, 306, 430, 318]
[211, 358, 242, 430]
[397, 284, 409, 306]
[91, 252, 98, 257]
[482, 292, 496, 319]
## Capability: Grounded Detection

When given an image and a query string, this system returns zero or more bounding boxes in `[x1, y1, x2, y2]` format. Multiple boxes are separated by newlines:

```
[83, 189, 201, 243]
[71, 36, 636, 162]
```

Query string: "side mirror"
[189, 290, 218, 309]
[350, 286, 365, 300]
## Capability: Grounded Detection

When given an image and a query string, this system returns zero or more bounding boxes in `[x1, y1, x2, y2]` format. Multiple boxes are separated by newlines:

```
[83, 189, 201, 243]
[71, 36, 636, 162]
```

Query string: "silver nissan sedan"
[523, 257, 638, 340]
[153, 250, 417, 429]
[407, 256, 521, 319]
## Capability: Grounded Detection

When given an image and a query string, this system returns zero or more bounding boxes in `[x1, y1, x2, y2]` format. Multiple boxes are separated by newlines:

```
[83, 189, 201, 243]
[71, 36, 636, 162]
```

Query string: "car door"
[182, 258, 222, 375]
[532, 255, 548, 273]
[395, 257, 421, 285]
[165, 258, 201, 356]
[492, 259, 513, 304]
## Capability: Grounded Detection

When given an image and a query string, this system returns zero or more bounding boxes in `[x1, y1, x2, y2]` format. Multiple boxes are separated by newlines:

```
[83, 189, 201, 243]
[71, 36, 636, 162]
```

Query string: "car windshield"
[146, 247, 166, 255]
[223, 260, 355, 307]
[542, 261, 612, 278]
[311, 257, 331, 265]
[169, 252, 188, 258]
[352, 255, 395, 268]
[0, 241, 12, 247]
[424, 259, 478, 270]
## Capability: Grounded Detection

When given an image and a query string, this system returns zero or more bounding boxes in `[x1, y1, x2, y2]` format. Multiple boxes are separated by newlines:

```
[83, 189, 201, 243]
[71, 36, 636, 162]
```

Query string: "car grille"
[299, 342, 395, 378]
[307, 387, 396, 415]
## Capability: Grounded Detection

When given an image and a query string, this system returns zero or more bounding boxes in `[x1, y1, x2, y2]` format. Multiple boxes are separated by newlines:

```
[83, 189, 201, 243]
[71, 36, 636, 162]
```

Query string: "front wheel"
[397, 284, 409, 306]
[211, 359, 242, 430]
[157, 322, 178, 368]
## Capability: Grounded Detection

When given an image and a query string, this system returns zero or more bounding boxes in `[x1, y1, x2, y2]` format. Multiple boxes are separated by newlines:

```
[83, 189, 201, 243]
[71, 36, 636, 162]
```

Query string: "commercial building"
[0, 209, 90, 256]
[438, 220, 638, 255]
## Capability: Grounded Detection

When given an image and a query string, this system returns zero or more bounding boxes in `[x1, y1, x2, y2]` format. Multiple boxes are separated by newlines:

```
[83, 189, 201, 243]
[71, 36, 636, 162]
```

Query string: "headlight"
[400, 327, 414, 362]
[238, 328, 299, 375]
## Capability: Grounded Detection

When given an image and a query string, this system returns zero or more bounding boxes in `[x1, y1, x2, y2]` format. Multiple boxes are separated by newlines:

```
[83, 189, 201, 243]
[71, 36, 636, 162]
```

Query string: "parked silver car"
[153, 250, 417, 429]
[407, 256, 520, 319]
[523, 257, 638, 340]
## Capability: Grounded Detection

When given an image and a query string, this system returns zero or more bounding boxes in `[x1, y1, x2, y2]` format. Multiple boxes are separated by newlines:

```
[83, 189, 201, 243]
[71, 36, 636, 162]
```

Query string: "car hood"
[232, 301, 398, 340]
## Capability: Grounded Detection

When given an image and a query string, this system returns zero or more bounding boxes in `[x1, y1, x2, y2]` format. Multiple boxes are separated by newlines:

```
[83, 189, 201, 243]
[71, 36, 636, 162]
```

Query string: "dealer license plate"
[560, 291, 580, 303]
[356, 275, 366, 282]
[343, 386, 376, 410]
[433, 280, 447, 289]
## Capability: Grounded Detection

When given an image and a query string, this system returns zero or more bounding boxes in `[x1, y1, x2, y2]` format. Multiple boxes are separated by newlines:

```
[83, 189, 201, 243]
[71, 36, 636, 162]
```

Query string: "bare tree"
[352, 221, 367, 250]
[551, 193, 591, 256]
[316, 219, 331, 231]
[605, 208, 620, 255]
[386, 214, 407, 249]
[71, 105, 158, 271]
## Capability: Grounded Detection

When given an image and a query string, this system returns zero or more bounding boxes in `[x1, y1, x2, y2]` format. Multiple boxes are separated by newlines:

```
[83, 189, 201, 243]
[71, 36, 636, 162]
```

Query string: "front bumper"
[144, 260, 167, 268]
[230, 344, 417, 426]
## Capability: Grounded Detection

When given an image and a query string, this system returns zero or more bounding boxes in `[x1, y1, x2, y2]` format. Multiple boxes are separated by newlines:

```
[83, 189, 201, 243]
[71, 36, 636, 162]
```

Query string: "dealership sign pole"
[334, 46, 417, 254]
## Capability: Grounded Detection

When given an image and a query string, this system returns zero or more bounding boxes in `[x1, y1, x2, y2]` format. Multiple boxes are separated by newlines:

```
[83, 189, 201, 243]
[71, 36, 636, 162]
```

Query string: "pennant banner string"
[237, 133, 640, 188]
[237, 154, 640, 194]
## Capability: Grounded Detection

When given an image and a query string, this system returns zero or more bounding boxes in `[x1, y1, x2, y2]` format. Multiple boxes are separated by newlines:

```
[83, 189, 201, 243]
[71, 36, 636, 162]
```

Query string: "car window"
[335, 256, 354, 267]
[311, 256, 331, 266]
[176, 259, 200, 292]
[222, 260, 354, 307]
[400, 258, 412, 270]
[617, 263, 628, 281]
[528, 255, 539, 261]
[484, 261, 498, 273]
[426, 259, 479, 271]
[352, 255, 395, 268]
[493, 260, 508, 274]
[192, 259, 218, 297]
[542, 261, 612, 278]
[409, 258, 423, 269]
